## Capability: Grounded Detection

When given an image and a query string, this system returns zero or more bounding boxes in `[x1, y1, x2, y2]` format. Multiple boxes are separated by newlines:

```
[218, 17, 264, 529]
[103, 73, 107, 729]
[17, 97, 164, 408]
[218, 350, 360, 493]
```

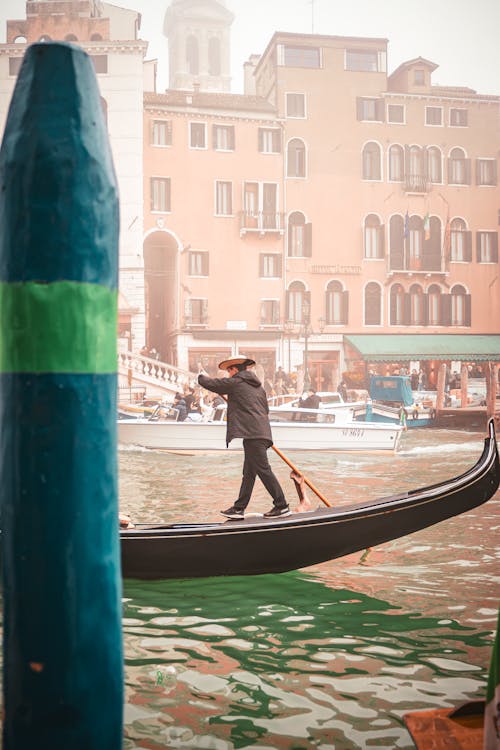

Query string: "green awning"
[344, 335, 500, 362]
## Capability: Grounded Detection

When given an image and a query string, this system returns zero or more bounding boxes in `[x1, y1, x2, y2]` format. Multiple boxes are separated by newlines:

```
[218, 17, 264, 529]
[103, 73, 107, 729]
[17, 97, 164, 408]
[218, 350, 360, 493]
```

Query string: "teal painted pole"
[0, 43, 123, 748]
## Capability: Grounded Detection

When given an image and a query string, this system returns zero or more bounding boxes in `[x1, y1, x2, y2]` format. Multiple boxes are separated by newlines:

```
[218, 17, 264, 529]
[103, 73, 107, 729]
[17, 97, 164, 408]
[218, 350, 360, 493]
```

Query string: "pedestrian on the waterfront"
[198, 356, 290, 519]
[172, 392, 188, 421]
[338, 380, 348, 401]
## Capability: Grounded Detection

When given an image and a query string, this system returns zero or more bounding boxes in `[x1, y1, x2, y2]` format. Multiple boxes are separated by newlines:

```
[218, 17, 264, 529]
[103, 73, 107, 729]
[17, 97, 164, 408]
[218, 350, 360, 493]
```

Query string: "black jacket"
[198, 370, 273, 446]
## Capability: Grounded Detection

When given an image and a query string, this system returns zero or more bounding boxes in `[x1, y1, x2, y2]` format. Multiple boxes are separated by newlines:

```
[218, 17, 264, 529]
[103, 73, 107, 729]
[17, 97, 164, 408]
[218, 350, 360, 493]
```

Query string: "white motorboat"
[118, 404, 403, 453]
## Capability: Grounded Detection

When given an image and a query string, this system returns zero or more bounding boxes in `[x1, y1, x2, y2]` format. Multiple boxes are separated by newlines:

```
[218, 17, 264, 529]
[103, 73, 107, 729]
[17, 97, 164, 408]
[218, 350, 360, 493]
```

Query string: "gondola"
[121, 419, 500, 580]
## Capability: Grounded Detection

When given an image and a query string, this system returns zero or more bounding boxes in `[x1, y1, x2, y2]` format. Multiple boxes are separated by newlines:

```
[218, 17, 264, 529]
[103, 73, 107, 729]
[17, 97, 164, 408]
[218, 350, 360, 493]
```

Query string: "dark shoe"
[220, 506, 244, 520]
[263, 504, 290, 518]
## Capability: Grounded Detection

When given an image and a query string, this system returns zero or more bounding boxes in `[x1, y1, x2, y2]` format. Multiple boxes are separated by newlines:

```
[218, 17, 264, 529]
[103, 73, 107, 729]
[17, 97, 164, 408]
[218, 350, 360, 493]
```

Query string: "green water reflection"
[123, 571, 491, 749]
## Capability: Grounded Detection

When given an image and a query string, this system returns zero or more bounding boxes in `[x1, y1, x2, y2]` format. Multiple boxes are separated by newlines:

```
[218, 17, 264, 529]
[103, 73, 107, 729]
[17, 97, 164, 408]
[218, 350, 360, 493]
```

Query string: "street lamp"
[282, 319, 295, 374]
[302, 298, 311, 392]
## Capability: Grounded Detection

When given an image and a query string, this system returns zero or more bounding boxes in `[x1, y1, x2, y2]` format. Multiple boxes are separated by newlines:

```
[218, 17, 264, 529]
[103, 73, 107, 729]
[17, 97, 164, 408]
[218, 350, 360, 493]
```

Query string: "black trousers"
[234, 438, 286, 510]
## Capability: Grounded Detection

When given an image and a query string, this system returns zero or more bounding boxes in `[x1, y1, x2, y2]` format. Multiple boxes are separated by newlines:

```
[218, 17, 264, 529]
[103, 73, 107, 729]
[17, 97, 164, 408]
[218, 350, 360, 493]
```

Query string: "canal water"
[120, 427, 499, 749]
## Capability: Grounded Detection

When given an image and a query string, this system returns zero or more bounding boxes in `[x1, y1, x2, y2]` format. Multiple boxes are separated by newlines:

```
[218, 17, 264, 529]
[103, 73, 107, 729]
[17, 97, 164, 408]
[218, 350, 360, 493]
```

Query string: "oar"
[204, 391, 332, 508]
[271, 445, 332, 508]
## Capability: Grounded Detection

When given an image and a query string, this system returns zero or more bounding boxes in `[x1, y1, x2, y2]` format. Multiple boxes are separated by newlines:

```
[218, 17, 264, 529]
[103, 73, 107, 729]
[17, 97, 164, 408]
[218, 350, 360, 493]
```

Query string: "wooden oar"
[204, 391, 332, 508]
[271, 445, 332, 508]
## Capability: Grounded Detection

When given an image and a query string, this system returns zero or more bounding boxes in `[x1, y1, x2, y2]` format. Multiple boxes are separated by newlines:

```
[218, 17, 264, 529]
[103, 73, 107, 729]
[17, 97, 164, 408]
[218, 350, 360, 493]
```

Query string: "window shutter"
[276, 129, 282, 153]
[285, 290, 291, 320]
[404, 145, 410, 179]
[475, 158, 481, 186]
[492, 160, 498, 186]
[375, 98, 385, 122]
[229, 126, 235, 150]
[464, 158, 471, 185]
[422, 293, 429, 326]
[212, 124, 218, 149]
[202, 253, 209, 276]
[258, 129, 263, 152]
[464, 295, 472, 326]
[441, 295, 451, 326]
[389, 291, 397, 325]
[304, 222, 313, 257]
[259, 254, 265, 277]
[447, 158, 454, 184]
[464, 231, 472, 261]
[356, 98, 364, 120]
[272, 300, 280, 324]
[389, 216, 404, 270]
[202, 299, 208, 324]
[403, 293, 411, 326]
[492, 232, 498, 262]
[378, 224, 385, 258]
[476, 232, 481, 262]
[341, 291, 349, 324]
[276, 255, 283, 277]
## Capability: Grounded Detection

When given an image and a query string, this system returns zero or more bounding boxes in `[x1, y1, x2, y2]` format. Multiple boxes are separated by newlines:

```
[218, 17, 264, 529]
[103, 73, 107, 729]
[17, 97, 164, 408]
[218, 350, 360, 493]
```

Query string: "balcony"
[239, 211, 285, 236]
[403, 174, 429, 193]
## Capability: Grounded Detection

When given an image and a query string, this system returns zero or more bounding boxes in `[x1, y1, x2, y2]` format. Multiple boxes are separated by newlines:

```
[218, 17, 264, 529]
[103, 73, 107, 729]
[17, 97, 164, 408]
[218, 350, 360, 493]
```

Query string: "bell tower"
[164, 0, 234, 92]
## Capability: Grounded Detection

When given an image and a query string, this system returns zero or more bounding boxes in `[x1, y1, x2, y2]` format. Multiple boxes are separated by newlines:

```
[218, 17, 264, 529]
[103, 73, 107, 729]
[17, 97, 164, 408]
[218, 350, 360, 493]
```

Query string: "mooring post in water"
[0, 43, 123, 749]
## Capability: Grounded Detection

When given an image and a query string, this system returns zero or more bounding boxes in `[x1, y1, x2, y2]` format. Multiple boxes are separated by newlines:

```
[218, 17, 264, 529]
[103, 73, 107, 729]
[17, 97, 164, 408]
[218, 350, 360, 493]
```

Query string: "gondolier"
[198, 356, 290, 519]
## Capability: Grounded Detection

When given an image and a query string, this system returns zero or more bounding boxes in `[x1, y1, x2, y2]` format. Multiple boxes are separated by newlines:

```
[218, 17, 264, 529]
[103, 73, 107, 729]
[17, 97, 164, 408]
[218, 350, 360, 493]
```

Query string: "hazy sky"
[1, 0, 499, 95]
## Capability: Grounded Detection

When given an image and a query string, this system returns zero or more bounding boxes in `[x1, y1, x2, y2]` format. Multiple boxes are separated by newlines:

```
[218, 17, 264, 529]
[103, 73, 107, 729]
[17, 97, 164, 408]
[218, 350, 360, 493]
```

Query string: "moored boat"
[120, 419, 500, 580]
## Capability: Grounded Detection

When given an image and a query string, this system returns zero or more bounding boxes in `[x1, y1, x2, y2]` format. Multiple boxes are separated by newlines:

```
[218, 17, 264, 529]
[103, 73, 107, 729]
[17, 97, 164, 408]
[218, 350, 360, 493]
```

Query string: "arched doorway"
[143, 231, 178, 363]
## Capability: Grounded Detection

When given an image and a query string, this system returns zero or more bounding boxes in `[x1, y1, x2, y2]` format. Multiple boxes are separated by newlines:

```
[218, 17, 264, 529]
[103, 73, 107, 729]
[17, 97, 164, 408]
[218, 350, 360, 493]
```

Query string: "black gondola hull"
[121, 420, 500, 579]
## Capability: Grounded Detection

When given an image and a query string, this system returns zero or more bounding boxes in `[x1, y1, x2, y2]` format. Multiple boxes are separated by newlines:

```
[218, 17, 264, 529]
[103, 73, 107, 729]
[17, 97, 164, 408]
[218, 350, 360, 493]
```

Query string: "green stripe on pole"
[0, 281, 117, 373]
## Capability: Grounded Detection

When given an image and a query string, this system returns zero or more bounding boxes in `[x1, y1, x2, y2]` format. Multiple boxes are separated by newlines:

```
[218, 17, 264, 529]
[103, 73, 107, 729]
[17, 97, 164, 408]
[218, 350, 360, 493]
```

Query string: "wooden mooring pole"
[0, 43, 123, 748]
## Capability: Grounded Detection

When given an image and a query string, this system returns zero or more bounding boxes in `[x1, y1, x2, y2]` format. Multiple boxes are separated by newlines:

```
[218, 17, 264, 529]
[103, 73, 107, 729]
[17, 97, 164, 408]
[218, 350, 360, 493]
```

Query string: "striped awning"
[344, 335, 500, 362]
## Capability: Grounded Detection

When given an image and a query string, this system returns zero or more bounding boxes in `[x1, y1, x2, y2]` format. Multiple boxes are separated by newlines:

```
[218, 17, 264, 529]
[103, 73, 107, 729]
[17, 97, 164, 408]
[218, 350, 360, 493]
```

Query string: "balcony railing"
[403, 174, 429, 193]
[239, 211, 285, 234]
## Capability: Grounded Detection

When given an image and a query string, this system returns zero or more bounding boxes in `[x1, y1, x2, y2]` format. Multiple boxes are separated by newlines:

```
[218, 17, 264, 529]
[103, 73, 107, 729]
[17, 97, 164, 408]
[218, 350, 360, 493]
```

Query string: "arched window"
[409, 284, 424, 325]
[287, 281, 307, 323]
[450, 218, 467, 262]
[325, 281, 346, 325]
[287, 138, 306, 178]
[427, 146, 442, 183]
[288, 211, 311, 257]
[427, 284, 441, 326]
[91, 33, 103, 41]
[208, 37, 221, 76]
[408, 214, 423, 270]
[451, 285, 468, 326]
[449, 147, 468, 185]
[65, 34, 78, 41]
[362, 142, 381, 180]
[388, 145, 404, 181]
[39, 35, 52, 42]
[186, 35, 199, 75]
[13, 35, 27, 44]
[364, 282, 382, 326]
[390, 284, 405, 325]
[364, 214, 383, 259]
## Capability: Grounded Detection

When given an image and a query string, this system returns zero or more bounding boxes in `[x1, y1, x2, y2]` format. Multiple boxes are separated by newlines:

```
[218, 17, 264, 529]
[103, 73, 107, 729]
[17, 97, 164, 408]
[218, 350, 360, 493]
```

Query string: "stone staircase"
[117, 351, 197, 401]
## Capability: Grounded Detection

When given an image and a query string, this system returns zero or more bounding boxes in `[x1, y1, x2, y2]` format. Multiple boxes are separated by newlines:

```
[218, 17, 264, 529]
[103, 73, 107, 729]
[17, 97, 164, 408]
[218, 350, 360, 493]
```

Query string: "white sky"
[1, 0, 499, 95]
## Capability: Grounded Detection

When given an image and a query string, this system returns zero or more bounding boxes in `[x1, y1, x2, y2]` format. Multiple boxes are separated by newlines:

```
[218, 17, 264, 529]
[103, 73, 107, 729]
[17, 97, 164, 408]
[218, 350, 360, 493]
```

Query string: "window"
[215, 181, 232, 216]
[387, 104, 404, 124]
[282, 45, 320, 68]
[414, 69, 425, 85]
[286, 93, 306, 118]
[150, 178, 171, 212]
[186, 298, 208, 325]
[189, 122, 206, 149]
[287, 138, 306, 178]
[242, 182, 280, 230]
[450, 218, 471, 262]
[409, 284, 424, 325]
[260, 254, 282, 278]
[477, 231, 498, 263]
[186, 36, 199, 75]
[390, 284, 405, 325]
[188, 251, 209, 277]
[260, 299, 280, 325]
[356, 98, 384, 121]
[425, 106, 442, 126]
[258, 128, 281, 154]
[427, 146, 442, 183]
[9, 58, 22, 76]
[213, 124, 235, 151]
[448, 147, 470, 185]
[408, 215, 423, 270]
[152, 120, 172, 146]
[389, 145, 404, 181]
[208, 37, 221, 76]
[450, 285, 469, 326]
[450, 108, 468, 127]
[287, 282, 308, 323]
[427, 284, 442, 326]
[364, 282, 382, 326]
[362, 142, 381, 180]
[405, 146, 427, 191]
[346, 49, 385, 72]
[476, 159, 497, 186]
[91, 55, 108, 74]
[325, 281, 347, 325]
[364, 214, 384, 259]
[288, 212, 312, 257]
